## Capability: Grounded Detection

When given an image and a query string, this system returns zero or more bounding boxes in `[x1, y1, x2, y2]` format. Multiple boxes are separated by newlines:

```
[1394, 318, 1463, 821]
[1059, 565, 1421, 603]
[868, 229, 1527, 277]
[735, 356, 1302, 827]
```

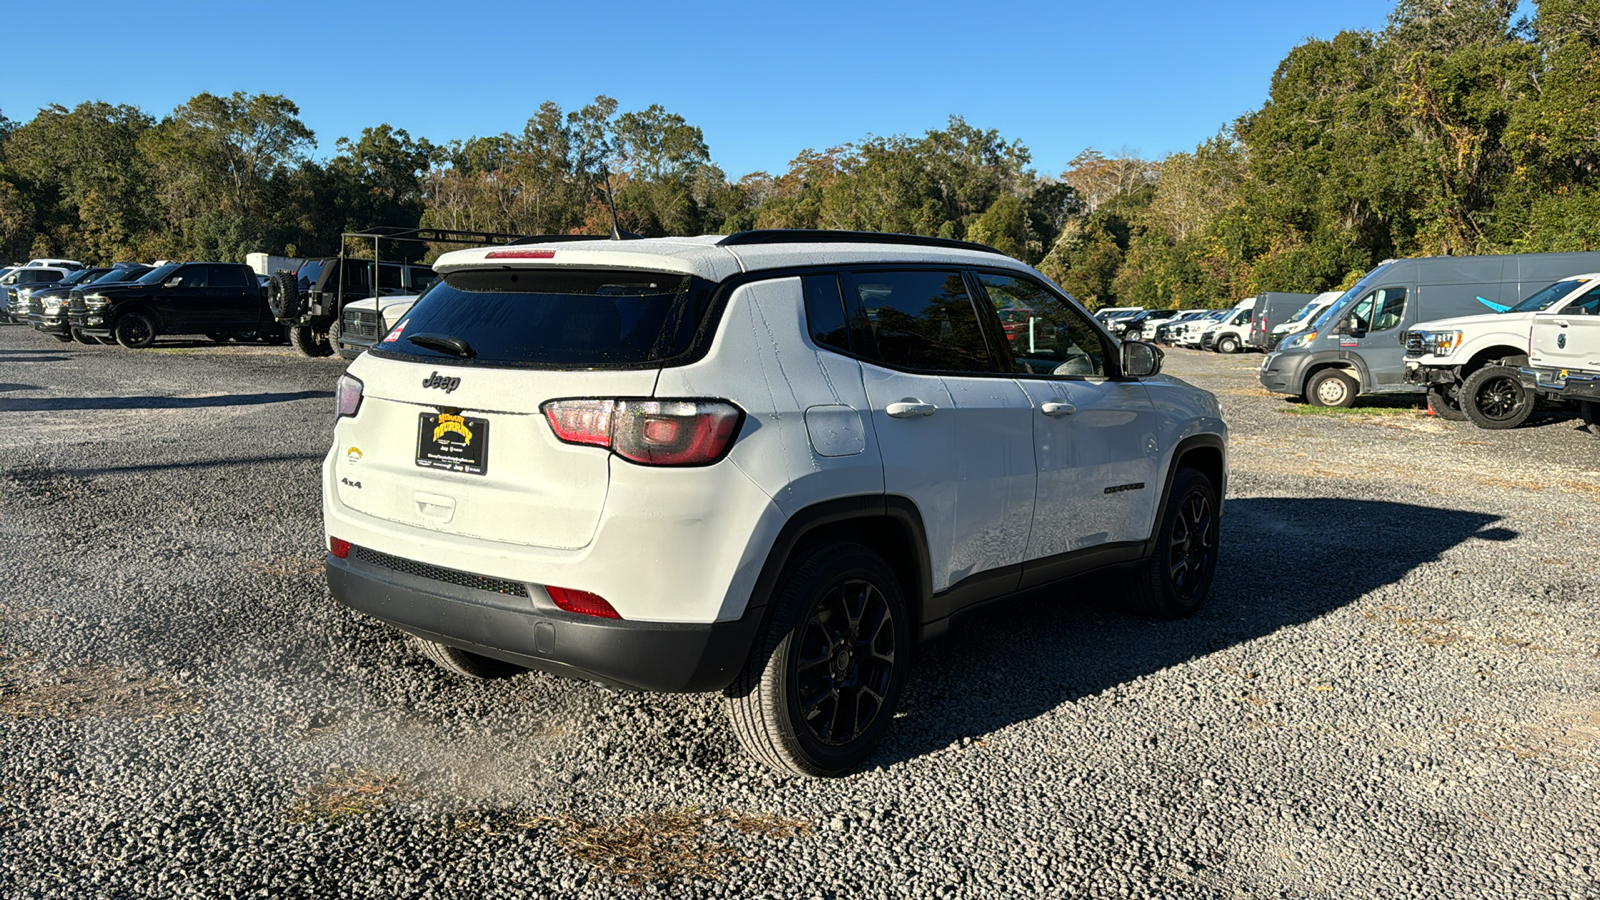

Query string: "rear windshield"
[372, 269, 712, 369]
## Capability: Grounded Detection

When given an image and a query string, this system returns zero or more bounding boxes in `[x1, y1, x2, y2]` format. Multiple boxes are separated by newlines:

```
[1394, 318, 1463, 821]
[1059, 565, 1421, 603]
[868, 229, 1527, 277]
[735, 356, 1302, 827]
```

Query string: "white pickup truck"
[334, 293, 423, 359]
[1520, 282, 1600, 435]
[1405, 274, 1600, 428]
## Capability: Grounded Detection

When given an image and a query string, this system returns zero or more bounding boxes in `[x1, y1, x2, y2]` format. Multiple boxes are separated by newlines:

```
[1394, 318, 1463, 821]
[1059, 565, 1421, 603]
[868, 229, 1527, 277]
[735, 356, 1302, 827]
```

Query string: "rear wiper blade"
[407, 333, 476, 358]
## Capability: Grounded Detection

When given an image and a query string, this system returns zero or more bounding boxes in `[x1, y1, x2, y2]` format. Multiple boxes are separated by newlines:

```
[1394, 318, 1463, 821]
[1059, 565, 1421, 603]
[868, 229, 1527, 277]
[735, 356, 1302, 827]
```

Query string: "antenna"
[600, 167, 622, 241]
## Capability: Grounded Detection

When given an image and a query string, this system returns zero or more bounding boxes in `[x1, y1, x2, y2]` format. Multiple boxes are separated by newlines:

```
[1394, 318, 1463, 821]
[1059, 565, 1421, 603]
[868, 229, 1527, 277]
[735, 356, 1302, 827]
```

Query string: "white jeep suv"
[322, 230, 1229, 776]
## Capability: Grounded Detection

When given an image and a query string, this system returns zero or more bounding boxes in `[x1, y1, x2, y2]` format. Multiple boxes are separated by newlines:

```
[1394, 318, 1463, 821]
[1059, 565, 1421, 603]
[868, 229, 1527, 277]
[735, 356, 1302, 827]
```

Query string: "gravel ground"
[0, 325, 1597, 899]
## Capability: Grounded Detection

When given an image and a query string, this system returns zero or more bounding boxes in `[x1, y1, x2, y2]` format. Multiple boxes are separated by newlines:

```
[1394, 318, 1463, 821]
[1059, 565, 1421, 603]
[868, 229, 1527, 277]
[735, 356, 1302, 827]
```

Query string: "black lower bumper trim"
[326, 553, 764, 693]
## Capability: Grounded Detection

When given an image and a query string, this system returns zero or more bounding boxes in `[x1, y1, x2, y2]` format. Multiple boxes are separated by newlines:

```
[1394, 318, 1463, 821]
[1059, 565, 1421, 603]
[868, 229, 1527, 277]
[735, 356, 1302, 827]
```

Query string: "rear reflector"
[485, 249, 556, 259]
[546, 586, 621, 619]
[329, 537, 351, 559]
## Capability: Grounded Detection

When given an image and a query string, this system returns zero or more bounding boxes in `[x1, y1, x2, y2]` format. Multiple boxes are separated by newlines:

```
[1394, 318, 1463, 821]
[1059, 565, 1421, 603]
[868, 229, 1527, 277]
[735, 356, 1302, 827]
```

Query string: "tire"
[290, 323, 333, 357]
[1305, 368, 1357, 408]
[206, 333, 231, 343]
[1216, 335, 1240, 354]
[270, 271, 301, 320]
[1425, 384, 1467, 421]
[415, 638, 523, 680]
[51, 332, 72, 343]
[114, 312, 156, 349]
[1461, 364, 1532, 430]
[1127, 467, 1220, 619]
[71, 329, 95, 345]
[725, 542, 910, 778]
[1580, 401, 1600, 436]
[327, 314, 343, 352]
[257, 323, 287, 345]
[93, 335, 116, 345]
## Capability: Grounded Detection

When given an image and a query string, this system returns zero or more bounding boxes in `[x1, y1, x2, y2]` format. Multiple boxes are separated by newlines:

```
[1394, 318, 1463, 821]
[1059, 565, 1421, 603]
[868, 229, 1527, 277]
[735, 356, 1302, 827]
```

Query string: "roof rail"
[717, 229, 1004, 255]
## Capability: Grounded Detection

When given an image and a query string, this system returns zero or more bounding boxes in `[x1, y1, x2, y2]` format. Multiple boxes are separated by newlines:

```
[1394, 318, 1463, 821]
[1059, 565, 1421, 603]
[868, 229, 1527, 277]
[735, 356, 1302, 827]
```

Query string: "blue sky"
[2, 0, 1470, 179]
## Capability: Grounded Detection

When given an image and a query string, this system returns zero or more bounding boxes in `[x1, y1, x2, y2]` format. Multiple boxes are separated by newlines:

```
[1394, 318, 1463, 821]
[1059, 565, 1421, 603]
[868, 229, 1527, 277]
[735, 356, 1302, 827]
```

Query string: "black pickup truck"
[69, 262, 283, 348]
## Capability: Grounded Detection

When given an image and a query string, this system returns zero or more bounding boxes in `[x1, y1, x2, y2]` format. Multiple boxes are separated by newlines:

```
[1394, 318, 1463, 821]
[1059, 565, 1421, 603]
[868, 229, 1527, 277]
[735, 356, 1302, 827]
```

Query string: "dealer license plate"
[415, 412, 490, 475]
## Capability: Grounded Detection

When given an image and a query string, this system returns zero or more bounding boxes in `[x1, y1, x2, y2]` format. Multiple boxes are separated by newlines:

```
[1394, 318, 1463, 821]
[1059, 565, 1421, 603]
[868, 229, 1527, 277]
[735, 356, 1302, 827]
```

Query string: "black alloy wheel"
[1461, 365, 1532, 430]
[726, 542, 910, 777]
[114, 313, 156, 349]
[1128, 467, 1219, 619]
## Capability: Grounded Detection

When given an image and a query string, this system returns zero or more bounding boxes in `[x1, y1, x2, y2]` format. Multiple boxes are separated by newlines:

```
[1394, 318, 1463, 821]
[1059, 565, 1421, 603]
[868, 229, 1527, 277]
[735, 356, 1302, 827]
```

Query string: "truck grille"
[342, 309, 382, 341]
[350, 544, 529, 597]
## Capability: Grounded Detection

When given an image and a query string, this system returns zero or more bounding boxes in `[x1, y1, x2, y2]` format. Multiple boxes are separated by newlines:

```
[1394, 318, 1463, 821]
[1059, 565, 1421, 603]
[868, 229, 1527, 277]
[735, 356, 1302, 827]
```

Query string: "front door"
[842, 269, 1035, 594]
[971, 272, 1160, 563]
[1340, 286, 1409, 386]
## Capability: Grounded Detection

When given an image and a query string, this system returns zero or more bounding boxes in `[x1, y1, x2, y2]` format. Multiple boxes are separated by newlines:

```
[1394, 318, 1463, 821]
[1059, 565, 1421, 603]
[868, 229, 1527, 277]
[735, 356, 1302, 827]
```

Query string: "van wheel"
[1306, 369, 1357, 408]
[1216, 335, 1240, 354]
[415, 638, 523, 680]
[114, 313, 156, 349]
[1580, 401, 1600, 436]
[1426, 384, 1466, 421]
[1127, 468, 1219, 619]
[725, 542, 910, 778]
[1461, 365, 1532, 429]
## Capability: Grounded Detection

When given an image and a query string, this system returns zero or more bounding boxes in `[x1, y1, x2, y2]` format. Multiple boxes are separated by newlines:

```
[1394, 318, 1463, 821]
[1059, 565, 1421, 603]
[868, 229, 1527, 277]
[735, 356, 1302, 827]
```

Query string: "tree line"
[2, 0, 1596, 309]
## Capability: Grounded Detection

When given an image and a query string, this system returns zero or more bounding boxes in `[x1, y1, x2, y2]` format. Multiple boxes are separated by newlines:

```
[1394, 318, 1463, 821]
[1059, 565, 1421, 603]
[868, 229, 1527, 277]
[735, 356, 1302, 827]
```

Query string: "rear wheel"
[415, 638, 524, 680]
[1461, 365, 1532, 430]
[1306, 368, 1357, 408]
[726, 542, 910, 777]
[1578, 400, 1599, 436]
[290, 323, 333, 357]
[114, 313, 156, 349]
[1127, 467, 1219, 619]
[1426, 384, 1467, 421]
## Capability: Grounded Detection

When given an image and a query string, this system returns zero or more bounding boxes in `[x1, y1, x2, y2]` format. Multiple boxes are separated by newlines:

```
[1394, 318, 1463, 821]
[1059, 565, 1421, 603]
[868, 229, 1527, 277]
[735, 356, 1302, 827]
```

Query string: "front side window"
[975, 273, 1107, 377]
[173, 265, 208, 288]
[841, 270, 993, 373]
[374, 268, 711, 369]
[1350, 287, 1406, 332]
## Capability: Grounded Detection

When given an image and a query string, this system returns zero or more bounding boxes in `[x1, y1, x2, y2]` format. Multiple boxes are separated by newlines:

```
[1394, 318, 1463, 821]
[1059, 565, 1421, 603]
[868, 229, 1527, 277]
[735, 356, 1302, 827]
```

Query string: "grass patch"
[0, 649, 203, 720]
[1280, 403, 1422, 418]
[290, 768, 409, 821]
[517, 808, 812, 887]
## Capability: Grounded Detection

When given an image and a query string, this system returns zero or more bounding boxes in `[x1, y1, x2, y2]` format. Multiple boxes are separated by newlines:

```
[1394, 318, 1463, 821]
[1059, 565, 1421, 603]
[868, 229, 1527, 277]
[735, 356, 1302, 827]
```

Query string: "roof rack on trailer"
[717, 229, 1004, 255]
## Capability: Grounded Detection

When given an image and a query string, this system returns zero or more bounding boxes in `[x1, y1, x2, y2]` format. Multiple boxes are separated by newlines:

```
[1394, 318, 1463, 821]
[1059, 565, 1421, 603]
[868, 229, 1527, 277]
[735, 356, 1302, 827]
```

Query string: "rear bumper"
[1521, 366, 1600, 403]
[327, 550, 763, 692]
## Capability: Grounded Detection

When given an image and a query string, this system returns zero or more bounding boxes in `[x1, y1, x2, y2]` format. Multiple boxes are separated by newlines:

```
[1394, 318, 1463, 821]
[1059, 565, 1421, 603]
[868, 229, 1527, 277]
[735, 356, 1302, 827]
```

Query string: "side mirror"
[164, 277, 183, 288]
[1122, 340, 1163, 378]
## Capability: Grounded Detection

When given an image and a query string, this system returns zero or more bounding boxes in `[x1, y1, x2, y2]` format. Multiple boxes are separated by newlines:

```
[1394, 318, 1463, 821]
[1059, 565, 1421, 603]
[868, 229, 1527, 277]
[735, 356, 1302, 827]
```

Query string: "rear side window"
[802, 274, 851, 353]
[841, 270, 993, 373]
[209, 265, 248, 287]
[374, 269, 712, 369]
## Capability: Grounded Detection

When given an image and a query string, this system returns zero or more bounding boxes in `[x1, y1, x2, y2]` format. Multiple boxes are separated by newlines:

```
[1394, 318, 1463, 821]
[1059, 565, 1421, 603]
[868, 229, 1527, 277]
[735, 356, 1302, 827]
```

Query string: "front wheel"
[1461, 365, 1532, 429]
[1127, 467, 1219, 619]
[51, 332, 72, 343]
[1217, 335, 1240, 354]
[725, 542, 910, 778]
[1306, 368, 1357, 408]
[71, 329, 95, 345]
[114, 313, 157, 349]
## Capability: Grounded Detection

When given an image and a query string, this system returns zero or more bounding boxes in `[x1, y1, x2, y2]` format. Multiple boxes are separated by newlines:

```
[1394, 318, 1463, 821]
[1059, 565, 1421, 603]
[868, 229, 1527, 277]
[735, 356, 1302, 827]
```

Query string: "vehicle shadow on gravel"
[0, 390, 332, 412]
[879, 497, 1514, 768]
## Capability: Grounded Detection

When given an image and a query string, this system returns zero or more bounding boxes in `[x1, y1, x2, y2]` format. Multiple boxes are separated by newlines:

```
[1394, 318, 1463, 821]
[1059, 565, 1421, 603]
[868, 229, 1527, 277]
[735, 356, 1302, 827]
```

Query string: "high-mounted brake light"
[335, 373, 363, 420]
[546, 586, 621, 619]
[485, 249, 556, 260]
[541, 398, 743, 466]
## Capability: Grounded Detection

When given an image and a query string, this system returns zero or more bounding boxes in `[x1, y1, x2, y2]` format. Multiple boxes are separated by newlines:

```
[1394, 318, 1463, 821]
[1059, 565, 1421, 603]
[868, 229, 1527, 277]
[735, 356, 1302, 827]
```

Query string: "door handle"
[1040, 401, 1076, 417]
[885, 400, 936, 418]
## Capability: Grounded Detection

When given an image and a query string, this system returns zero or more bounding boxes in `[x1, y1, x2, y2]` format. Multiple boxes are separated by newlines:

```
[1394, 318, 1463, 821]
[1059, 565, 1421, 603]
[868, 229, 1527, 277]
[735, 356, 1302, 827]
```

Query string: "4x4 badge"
[422, 371, 461, 393]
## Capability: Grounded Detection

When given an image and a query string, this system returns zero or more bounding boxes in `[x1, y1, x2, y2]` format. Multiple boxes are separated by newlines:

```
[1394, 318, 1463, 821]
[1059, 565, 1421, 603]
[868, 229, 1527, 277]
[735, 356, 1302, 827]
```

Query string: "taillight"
[329, 536, 351, 559]
[335, 373, 363, 420]
[546, 586, 621, 619]
[541, 398, 743, 466]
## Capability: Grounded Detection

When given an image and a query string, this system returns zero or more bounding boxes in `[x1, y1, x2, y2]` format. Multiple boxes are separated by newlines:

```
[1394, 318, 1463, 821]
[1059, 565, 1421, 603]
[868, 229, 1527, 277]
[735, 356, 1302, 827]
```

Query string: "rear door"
[841, 269, 1035, 594]
[207, 265, 257, 328]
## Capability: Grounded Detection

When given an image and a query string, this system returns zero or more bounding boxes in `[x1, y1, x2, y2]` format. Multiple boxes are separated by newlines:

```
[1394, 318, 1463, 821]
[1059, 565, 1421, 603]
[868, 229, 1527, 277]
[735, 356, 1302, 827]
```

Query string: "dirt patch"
[290, 768, 410, 821]
[0, 467, 90, 506]
[0, 649, 203, 720]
